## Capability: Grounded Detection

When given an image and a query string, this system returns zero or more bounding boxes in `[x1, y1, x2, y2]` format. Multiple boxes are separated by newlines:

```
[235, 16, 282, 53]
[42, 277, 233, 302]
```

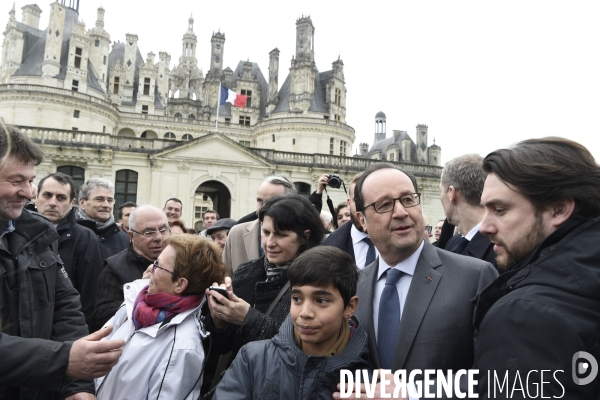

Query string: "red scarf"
[132, 285, 203, 330]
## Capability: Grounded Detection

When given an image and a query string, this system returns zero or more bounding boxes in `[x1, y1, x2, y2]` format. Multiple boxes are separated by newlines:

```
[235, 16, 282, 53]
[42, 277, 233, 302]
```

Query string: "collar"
[464, 222, 482, 241]
[0, 219, 14, 237]
[377, 240, 424, 280]
[350, 224, 369, 245]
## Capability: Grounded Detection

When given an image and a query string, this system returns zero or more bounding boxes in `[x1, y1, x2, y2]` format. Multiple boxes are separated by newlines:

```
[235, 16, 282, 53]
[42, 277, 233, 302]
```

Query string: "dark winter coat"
[76, 218, 129, 260]
[0, 210, 93, 400]
[214, 315, 370, 400]
[206, 256, 291, 367]
[90, 245, 152, 332]
[472, 217, 600, 399]
[55, 208, 104, 327]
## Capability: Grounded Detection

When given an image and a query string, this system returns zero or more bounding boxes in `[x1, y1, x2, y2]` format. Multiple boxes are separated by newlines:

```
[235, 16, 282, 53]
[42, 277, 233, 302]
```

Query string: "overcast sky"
[3, 0, 600, 163]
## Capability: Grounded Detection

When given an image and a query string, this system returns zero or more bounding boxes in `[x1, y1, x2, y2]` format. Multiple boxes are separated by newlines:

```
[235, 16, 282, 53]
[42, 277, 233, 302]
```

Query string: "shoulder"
[323, 222, 351, 246]
[434, 245, 495, 273]
[229, 220, 255, 236]
[234, 257, 264, 279]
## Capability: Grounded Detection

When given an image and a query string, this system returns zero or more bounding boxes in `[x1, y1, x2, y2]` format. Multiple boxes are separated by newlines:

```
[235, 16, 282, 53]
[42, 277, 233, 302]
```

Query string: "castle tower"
[289, 16, 317, 113]
[374, 111, 386, 143]
[157, 51, 171, 104]
[122, 33, 139, 102]
[42, 1, 68, 79]
[88, 7, 111, 91]
[295, 16, 314, 62]
[65, 21, 89, 92]
[327, 57, 346, 122]
[266, 48, 280, 115]
[0, 5, 25, 83]
[182, 16, 198, 60]
[209, 32, 225, 72]
[416, 124, 428, 163]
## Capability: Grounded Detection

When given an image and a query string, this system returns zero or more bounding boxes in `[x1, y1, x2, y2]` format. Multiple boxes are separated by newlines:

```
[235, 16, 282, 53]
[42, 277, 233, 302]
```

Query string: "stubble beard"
[496, 213, 546, 270]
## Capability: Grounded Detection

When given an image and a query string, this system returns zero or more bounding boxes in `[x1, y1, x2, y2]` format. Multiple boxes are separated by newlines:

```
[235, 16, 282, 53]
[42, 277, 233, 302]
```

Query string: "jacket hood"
[13, 210, 59, 253]
[271, 314, 370, 375]
[509, 216, 600, 301]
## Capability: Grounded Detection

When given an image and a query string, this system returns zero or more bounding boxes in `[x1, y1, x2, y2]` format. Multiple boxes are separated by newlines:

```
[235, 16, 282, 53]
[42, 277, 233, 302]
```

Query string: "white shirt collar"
[350, 223, 369, 245]
[464, 222, 482, 241]
[377, 240, 425, 280]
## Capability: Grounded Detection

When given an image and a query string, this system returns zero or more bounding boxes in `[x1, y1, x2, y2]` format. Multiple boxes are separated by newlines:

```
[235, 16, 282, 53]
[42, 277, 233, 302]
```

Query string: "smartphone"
[209, 286, 229, 305]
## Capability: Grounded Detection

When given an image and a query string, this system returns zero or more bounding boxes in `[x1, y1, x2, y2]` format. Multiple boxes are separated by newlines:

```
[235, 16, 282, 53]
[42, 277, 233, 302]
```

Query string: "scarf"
[75, 206, 116, 231]
[132, 285, 203, 330]
[294, 317, 356, 356]
[264, 257, 293, 282]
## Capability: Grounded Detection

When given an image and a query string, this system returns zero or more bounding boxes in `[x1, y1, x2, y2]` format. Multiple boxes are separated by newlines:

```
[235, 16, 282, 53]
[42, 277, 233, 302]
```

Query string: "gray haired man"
[76, 178, 129, 260]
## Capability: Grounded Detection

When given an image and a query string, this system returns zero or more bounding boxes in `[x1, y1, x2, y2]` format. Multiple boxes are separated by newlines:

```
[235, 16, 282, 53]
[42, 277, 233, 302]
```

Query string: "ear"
[173, 277, 189, 295]
[447, 185, 458, 205]
[127, 230, 134, 242]
[356, 211, 368, 234]
[78, 198, 85, 209]
[550, 198, 575, 228]
[343, 295, 359, 319]
[303, 229, 311, 240]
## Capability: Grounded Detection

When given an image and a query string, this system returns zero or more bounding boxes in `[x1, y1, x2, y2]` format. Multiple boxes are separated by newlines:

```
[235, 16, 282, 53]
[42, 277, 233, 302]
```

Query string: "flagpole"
[215, 84, 220, 133]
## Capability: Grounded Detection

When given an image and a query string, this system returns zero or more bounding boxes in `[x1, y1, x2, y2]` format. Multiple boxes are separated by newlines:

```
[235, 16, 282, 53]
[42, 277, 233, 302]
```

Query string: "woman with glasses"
[95, 234, 226, 400]
[205, 194, 325, 372]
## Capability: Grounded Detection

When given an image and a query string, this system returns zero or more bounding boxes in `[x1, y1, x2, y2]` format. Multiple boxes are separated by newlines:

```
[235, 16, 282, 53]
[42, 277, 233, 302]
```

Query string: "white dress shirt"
[373, 240, 424, 339]
[350, 224, 380, 269]
[464, 222, 482, 241]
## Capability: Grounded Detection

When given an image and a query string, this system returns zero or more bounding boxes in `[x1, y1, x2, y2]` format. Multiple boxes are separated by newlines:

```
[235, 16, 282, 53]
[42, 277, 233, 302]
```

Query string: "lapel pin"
[426, 276, 432, 282]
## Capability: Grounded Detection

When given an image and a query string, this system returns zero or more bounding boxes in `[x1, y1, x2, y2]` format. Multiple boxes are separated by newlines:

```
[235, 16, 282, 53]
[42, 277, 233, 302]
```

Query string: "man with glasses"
[336, 163, 497, 398]
[91, 205, 170, 331]
[76, 178, 129, 260]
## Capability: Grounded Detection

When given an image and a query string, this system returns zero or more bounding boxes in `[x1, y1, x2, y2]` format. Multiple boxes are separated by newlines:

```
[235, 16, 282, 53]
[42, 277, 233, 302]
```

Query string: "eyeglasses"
[152, 260, 176, 276]
[131, 227, 171, 237]
[425, 225, 432, 234]
[363, 193, 421, 214]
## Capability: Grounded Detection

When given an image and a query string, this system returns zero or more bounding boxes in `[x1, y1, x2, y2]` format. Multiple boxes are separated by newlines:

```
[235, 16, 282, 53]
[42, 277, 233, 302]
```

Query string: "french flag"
[219, 85, 247, 108]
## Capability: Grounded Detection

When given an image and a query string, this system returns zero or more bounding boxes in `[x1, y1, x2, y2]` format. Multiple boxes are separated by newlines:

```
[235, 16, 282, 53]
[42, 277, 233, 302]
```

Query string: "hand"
[316, 173, 330, 194]
[206, 277, 251, 328]
[66, 326, 125, 379]
[65, 393, 96, 400]
[142, 264, 153, 279]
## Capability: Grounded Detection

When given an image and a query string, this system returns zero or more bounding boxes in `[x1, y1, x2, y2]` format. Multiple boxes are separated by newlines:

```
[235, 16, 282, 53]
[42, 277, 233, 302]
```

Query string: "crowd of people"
[0, 122, 598, 400]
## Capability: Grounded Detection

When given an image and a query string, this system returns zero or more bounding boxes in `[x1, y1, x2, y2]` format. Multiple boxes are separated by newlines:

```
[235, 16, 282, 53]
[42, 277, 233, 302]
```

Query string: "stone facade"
[0, 2, 444, 229]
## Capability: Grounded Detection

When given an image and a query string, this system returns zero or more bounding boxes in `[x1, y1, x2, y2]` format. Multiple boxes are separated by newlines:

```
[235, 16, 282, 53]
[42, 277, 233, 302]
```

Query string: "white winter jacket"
[95, 279, 208, 400]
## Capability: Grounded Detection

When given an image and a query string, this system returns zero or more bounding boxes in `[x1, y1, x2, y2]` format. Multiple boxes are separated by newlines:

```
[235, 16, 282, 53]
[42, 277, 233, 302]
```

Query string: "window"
[334, 88, 341, 106]
[340, 140, 347, 157]
[241, 89, 252, 107]
[73, 110, 80, 118]
[182, 134, 193, 141]
[239, 116, 250, 126]
[74, 47, 82, 69]
[335, 115, 341, 121]
[272, 134, 276, 143]
[225, 118, 231, 124]
[57, 166, 85, 198]
[72, 80, 79, 91]
[389, 153, 394, 161]
[174, 113, 182, 118]
[143, 78, 150, 95]
[72, 127, 78, 131]
[102, 126, 106, 133]
[195, 206, 208, 219]
[188, 114, 195, 119]
[239, 140, 251, 147]
[94, 39, 99, 47]
[164, 132, 176, 140]
[103, 55, 107, 65]
[113, 77, 119, 94]
[330, 138, 334, 155]
[293, 138, 296, 145]
[114, 169, 138, 217]
[141, 105, 148, 114]
[324, 116, 329, 120]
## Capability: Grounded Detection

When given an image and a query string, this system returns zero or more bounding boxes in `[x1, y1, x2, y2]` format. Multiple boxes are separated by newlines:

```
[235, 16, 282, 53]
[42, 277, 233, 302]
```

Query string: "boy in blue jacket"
[214, 246, 370, 399]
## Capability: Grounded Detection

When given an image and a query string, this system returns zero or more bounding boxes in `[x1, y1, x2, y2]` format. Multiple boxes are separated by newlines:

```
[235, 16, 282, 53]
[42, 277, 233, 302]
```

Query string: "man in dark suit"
[337, 162, 497, 398]
[322, 172, 378, 269]
[439, 153, 498, 270]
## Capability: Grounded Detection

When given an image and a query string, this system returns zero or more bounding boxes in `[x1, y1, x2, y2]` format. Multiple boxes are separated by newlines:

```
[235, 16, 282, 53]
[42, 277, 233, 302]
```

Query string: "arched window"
[188, 114, 196, 119]
[164, 132, 176, 140]
[182, 134, 193, 141]
[114, 169, 138, 217]
[174, 113, 182, 118]
[294, 182, 311, 199]
[57, 165, 85, 198]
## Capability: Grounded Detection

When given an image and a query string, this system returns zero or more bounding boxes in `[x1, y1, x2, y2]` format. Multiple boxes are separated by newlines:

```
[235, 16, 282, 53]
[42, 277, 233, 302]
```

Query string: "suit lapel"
[243, 220, 260, 261]
[356, 259, 380, 368]
[393, 242, 442, 370]
[345, 224, 356, 262]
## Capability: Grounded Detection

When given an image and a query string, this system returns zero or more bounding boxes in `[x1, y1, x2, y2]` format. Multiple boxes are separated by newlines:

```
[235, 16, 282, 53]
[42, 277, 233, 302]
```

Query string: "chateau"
[0, 0, 444, 229]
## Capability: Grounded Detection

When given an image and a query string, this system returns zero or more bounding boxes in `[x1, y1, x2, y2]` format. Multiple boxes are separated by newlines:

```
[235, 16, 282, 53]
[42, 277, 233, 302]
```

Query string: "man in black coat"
[36, 173, 104, 328]
[0, 125, 123, 399]
[91, 205, 171, 331]
[76, 178, 129, 260]
[469, 138, 600, 399]
[439, 153, 498, 270]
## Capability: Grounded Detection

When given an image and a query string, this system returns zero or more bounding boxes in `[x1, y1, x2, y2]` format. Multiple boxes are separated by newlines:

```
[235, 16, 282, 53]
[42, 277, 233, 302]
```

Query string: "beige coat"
[222, 219, 261, 276]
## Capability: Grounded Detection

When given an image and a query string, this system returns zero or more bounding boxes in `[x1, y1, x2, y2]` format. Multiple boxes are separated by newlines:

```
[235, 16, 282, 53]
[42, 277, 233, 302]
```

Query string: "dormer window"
[143, 78, 150, 95]
[113, 77, 119, 94]
[241, 89, 252, 107]
[74, 47, 82, 69]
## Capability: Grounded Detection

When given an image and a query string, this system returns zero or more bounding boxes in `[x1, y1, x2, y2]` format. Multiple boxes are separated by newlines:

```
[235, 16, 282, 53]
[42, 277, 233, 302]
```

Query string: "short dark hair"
[164, 198, 182, 208]
[259, 194, 325, 253]
[204, 209, 219, 220]
[118, 201, 137, 219]
[332, 202, 349, 230]
[441, 154, 486, 207]
[354, 162, 419, 212]
[0, 122, 44, 166]
[169, 219, 188, 233]
[288, 247, 358, 307]
[483, 137, 600, 219]
[38, 172, 76, 201]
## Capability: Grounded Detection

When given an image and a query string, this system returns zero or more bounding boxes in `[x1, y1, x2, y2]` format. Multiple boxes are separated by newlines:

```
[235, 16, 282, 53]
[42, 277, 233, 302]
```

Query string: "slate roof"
[368, 130, 417, 162]
[107, 41, 145, 106]
[220, 60, 268, 118]
[271, 69, 331, 114]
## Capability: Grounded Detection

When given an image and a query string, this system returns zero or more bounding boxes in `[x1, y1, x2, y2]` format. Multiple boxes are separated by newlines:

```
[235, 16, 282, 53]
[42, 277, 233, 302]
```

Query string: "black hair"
[354, 162, 419, 212]
[38, 172, 76, 201]
[259, 194, 325, 253]
[164, 197, 182, 207]
[0, 123, 44, 165]
[118, 201, 137, 219]
[288, 247, 358, 307]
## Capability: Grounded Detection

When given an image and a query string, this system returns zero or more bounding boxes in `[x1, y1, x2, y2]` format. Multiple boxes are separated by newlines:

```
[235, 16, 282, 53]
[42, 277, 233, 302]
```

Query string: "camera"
[328, 174, 342, 189]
